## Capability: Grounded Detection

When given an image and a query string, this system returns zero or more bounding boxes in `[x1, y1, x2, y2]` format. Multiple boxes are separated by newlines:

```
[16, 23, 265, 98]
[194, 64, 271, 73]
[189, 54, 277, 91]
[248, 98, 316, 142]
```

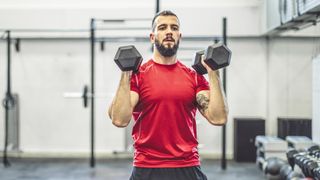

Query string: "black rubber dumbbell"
[300, 156, 313, 177]
[306, 160, 319, 178]
[296, 155, 320, 178]
[192, 43, 231, 75]
[314, 166, 320, 179]
[114, 45, 143, 72]
[308, 145, 320, 152]
[287, 148, 299, 169]
[294, 154, 304, 167]
[303, 158, 314, 177]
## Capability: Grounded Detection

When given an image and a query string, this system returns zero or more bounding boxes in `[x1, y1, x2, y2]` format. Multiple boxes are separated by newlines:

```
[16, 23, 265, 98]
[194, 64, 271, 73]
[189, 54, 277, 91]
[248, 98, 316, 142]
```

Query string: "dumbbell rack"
[289, 145, 320, 179]
[255, 135, 320, 179]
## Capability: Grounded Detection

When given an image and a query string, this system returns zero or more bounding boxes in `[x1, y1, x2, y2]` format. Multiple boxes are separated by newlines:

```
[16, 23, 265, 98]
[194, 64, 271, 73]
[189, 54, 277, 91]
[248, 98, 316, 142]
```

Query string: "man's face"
[150, 15, 181, 57]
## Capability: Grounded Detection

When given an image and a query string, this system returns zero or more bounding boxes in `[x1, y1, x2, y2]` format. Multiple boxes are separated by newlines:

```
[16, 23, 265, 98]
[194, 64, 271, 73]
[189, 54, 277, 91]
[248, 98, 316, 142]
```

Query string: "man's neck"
[152, 50, 177, 65]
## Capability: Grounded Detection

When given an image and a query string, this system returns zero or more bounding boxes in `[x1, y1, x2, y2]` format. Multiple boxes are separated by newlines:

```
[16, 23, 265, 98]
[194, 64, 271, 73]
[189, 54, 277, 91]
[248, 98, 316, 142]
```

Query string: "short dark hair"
[151, 10, 180, 32]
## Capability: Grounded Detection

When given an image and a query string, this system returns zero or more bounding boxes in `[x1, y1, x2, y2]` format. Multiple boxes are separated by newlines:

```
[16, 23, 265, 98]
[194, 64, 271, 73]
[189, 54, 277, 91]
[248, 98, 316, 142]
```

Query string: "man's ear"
[150, 33, 155, 44]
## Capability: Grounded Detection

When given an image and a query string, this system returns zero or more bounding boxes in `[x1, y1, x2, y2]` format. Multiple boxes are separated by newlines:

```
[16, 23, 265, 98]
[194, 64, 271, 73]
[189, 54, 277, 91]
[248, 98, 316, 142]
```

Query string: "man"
[108, 10, 228, 180]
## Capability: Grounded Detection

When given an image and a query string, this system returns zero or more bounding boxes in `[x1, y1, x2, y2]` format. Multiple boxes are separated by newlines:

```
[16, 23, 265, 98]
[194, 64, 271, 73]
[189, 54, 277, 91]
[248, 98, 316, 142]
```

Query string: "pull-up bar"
[94, 18, 151, 23]
[88, 17, 152, 168]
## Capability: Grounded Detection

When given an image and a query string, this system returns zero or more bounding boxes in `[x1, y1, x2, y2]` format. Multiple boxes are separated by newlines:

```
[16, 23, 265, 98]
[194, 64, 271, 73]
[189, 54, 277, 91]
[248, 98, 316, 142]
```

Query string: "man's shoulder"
[140, 59, 153, 68]
[177, 60, 197, 74]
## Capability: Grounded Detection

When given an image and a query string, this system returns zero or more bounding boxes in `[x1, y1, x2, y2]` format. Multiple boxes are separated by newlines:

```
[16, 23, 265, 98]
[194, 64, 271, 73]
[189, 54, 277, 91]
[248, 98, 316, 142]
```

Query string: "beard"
[154, 38, 179, 57]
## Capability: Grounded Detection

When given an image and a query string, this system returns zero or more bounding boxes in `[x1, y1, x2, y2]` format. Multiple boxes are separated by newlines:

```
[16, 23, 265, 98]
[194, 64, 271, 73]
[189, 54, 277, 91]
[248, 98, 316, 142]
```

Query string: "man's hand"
[200, 55, 219, 77]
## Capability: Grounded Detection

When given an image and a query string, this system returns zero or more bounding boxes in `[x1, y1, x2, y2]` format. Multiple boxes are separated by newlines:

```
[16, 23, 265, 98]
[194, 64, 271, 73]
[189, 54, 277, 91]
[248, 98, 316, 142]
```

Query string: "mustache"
[163, 37, 175, 42]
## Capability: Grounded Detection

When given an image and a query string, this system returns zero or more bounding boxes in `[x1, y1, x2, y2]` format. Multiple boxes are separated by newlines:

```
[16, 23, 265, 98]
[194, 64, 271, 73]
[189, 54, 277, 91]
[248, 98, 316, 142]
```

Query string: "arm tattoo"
[196, 94, 209, 114]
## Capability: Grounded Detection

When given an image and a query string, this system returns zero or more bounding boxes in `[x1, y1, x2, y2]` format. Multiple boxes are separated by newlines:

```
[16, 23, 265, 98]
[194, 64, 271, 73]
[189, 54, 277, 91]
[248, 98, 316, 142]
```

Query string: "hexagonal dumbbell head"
[192, 50, 207, 75]
[287, 148, 299, 169]
[314, 167, 320, 179]
[204, 42, 231, 70]
[114, 45, 143, 72]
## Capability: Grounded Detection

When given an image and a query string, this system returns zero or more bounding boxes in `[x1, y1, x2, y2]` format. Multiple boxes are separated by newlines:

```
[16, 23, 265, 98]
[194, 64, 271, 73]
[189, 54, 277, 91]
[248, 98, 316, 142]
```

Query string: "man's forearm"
[207, 71, 228, 125]
[109, 72, 133, 127]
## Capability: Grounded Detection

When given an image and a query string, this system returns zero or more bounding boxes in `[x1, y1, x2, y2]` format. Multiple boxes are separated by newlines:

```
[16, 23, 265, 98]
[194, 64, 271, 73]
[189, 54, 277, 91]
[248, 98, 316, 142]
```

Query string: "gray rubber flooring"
[0, 158, 266, 180]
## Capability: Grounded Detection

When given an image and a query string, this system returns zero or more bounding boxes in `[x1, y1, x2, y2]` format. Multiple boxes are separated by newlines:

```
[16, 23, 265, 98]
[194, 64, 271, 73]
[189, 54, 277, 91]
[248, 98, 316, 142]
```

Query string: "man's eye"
[158, 26, 166, 30]
[172, 26, 179, 31]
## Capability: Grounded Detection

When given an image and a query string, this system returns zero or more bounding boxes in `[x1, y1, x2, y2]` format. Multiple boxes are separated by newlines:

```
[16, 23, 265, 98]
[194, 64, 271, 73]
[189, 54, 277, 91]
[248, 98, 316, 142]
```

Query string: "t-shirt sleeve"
[130, 73, 140, 94]
[196, 74, 210, 93]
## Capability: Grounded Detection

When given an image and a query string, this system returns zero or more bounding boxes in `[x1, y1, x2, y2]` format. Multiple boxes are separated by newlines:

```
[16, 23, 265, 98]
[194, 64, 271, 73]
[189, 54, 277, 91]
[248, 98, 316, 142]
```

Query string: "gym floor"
[0, 158, 265, 180]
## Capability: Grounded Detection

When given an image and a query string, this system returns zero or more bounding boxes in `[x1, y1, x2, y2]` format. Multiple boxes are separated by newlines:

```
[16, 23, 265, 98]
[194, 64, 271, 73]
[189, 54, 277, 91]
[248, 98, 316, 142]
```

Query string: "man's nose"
[165, 30, 173, 37]
[165, 27, 173, 35]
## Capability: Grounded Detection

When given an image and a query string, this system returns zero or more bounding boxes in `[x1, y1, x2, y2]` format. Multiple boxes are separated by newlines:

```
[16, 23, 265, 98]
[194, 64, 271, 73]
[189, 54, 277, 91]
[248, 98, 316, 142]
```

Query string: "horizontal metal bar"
[0, 31, 8, 39]
[0, 27, 150, 33]
[179, 47, 203, 51]
[94, 18, 152, 22]
[63, 92, 114, 98]
[0, 29, 88, 33]
[96, 27, 150, 30]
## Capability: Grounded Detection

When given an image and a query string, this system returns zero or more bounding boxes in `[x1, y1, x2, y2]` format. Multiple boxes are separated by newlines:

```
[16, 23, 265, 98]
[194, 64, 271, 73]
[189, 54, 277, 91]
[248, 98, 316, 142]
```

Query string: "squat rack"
[89, 18, 150, 167]
[0, 22, 151, 168]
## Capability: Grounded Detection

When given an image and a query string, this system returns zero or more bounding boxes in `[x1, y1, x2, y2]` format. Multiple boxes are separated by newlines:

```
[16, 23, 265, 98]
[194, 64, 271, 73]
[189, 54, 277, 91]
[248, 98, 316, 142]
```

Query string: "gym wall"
[313, 55, 320, 144]
[0, 0, 261, 37]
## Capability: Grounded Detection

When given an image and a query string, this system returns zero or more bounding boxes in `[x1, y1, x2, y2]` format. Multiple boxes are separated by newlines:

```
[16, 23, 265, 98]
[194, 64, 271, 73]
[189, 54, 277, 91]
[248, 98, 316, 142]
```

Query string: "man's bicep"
[130, 91, 139, 109]
[196, 90, 210, 117]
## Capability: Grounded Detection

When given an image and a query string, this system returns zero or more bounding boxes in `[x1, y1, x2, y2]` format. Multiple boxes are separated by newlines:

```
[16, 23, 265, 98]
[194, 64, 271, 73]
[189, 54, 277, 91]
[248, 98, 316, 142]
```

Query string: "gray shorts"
[129, 165, 208, 180]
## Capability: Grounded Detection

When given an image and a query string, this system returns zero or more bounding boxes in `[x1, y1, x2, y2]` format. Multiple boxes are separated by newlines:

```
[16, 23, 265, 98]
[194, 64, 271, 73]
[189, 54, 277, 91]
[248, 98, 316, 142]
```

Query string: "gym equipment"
[263, 157, 286, 175]
[314, 167, 320, 179]
[286, 145, 320, 178]
[257, 147, 287, 160]
[286, 136, 315, 150]
[280, 164, 292, 179]
[192, 42, 231, 75]
[256, 157, 265, 170]
[63, 85, 115, 109]
[279, 163, 305, 180]
[82, 85, 89, 108]
[114, 45, 143, 72]
[255, 136, 288, 152]
[255, 136, 288, 162]
[287, 149, 299, 169]
[286, 171, 305, 180]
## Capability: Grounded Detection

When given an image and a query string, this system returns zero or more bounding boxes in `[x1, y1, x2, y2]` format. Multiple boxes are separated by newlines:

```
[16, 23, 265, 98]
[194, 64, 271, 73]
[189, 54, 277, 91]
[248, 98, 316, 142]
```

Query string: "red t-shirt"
[130, 59, 209, 168]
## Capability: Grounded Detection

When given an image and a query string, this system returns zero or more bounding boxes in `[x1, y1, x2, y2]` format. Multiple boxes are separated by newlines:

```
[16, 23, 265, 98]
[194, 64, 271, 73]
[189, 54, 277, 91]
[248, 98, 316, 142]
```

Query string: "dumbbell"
[314, 167, 320, 179]
[301, 157, 319, 178]
[309, 146, 320, 158]
[114, 45, 143, 72]
[192, 42, 231, 75]
[291, 154, 313, 177]
[287, 149, 299, 169]
[287, 147, 320, 178]
[287, 145, 320, 167]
